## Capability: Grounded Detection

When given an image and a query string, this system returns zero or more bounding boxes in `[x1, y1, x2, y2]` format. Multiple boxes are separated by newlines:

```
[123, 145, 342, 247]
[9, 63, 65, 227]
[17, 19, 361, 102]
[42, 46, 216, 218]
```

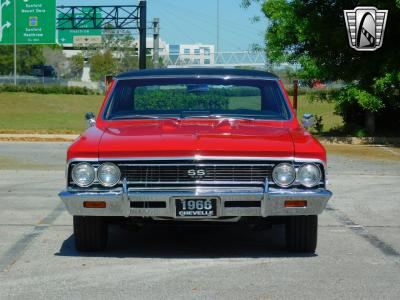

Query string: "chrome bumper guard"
[59, 179, 332, 218]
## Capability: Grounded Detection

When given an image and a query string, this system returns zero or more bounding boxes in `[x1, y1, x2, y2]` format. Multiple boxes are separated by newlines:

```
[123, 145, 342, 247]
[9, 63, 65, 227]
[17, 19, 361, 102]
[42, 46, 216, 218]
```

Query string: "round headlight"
[71, 163, 95, 187]
[97, 163, 121, 187]
[298, 164, 321, 187]
[272, 163, 296, 187]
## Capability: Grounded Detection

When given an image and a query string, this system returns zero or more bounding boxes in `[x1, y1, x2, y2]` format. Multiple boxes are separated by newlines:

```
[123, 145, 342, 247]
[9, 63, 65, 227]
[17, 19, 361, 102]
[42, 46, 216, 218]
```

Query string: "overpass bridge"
[160, 51, 268, 68]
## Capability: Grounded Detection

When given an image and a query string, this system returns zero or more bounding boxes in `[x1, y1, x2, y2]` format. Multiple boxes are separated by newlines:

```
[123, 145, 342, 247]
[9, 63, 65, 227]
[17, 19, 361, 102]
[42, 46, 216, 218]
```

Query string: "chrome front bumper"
[59, 181, 332, 218]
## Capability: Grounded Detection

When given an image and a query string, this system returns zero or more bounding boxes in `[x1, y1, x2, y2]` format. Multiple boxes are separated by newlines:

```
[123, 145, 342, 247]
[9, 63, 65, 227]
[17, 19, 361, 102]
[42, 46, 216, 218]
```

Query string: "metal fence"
[0, 75, 67, 85]
[0, 75, 103, 91]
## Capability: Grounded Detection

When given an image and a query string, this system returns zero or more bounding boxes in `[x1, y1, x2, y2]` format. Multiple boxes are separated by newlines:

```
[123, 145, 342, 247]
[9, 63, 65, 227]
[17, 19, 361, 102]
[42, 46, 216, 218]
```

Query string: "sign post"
[13, 0, 16, 84]
[0, 0, 56, 84]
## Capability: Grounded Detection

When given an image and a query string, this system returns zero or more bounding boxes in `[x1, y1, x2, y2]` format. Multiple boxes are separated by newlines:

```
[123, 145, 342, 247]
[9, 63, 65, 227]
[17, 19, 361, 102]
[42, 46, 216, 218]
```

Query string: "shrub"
[285, 86, 339, 100]
[328, 71, 400, 134]
[0, 84, 100, 95]
[135, 89, 229, 111]
[312, 115, 324, 134]
[332, 85, 384, 130]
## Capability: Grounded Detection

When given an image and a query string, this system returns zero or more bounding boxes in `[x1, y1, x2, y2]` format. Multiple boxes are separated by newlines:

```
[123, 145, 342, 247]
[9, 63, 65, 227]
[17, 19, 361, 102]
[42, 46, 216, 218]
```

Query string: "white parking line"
[0, 204, 65, 272]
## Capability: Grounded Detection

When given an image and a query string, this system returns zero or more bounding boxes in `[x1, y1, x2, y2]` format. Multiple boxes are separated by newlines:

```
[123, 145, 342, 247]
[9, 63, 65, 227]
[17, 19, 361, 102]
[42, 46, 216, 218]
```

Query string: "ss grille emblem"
[187, 169, 206, 179]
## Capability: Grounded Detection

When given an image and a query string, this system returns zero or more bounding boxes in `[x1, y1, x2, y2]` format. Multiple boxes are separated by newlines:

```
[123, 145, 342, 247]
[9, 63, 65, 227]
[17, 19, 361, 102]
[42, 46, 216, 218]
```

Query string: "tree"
[86, 28, 159, 80]
[243, 0, 400, 134]
[0, 45, 44, 75]
[69, 53, 85, 79]
[89, 49, 118, 81]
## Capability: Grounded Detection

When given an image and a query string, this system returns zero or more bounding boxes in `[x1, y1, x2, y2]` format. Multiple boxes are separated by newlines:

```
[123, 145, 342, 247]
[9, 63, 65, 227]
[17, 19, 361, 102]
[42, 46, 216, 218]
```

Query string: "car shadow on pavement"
[55, 224, 317, 259]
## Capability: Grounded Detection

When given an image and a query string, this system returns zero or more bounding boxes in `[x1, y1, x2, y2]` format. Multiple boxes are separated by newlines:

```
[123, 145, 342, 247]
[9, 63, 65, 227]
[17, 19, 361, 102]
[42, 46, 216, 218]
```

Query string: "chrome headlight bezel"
[71, 162, 96, 187]
[272, 163, 296, 187]
[97, 162, 121, 187]
[297, 163, 322, 188]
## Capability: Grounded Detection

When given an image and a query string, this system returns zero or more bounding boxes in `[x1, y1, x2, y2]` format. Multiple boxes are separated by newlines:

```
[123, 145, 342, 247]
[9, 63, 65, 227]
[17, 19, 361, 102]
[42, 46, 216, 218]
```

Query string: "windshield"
[104, 78, 291, 120]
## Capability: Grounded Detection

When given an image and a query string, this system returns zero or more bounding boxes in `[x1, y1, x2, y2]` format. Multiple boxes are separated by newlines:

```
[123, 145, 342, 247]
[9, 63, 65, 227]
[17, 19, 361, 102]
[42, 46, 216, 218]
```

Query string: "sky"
[57, 0, 268, 52]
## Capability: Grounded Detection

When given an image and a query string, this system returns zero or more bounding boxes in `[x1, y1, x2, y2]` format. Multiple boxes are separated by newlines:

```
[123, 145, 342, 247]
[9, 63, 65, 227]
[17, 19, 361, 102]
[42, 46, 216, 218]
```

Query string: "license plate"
[175, 198, 217, 217]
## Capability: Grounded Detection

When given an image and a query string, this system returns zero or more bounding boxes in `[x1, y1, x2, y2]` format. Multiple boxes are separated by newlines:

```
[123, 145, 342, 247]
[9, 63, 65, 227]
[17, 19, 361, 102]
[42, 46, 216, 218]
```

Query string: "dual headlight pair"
[71, 162, 121, 187]
[272, 163, 322, 188]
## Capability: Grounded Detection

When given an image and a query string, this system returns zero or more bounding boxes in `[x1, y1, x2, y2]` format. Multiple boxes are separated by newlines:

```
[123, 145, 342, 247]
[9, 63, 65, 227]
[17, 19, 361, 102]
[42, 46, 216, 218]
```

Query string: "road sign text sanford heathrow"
[0, 0, 56, 45]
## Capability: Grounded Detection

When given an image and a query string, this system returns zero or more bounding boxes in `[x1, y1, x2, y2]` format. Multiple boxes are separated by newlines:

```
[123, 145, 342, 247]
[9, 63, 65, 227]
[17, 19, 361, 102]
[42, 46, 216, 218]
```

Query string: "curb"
[318, 136, 400, 145]
[0, 134, 78, 142]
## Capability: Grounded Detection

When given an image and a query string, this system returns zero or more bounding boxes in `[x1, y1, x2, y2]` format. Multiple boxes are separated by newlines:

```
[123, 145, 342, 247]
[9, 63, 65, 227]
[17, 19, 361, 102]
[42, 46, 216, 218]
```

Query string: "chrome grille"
[67, 159, 326, 189]
[115, 161, 275, 185]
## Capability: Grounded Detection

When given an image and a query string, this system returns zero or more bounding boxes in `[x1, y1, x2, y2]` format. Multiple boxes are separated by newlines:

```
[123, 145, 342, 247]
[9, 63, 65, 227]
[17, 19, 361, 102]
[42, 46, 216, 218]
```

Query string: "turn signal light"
[284, 200, 307, 208]
[83, 201, 106, 208]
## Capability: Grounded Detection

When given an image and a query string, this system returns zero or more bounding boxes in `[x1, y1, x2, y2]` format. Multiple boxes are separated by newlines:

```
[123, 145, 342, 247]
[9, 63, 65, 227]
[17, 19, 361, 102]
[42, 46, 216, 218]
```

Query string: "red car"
[59, 68, 332, 253]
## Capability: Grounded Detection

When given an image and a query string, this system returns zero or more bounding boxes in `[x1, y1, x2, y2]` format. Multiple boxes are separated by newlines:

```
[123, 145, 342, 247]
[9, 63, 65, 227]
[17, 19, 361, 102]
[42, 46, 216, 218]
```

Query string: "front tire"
[73, 216, 108, 252]
[285, 215, 318, 253]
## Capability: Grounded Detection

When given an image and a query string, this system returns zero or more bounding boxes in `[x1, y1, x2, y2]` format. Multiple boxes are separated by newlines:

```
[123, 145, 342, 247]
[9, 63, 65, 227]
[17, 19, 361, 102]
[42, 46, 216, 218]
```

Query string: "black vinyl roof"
[115, 68, 278, 80]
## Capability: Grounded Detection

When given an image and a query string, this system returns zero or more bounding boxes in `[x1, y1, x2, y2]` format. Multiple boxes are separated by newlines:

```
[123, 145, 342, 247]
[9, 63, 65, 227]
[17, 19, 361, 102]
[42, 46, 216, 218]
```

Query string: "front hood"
[98, 119, 294, 159]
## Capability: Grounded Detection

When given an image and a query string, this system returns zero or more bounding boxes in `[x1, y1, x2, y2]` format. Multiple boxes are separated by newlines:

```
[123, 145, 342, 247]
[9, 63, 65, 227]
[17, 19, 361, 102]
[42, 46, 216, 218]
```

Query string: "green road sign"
[58, 8, 102, 45]
[58, 25, 102, 45]
[0, 0, 56, 45]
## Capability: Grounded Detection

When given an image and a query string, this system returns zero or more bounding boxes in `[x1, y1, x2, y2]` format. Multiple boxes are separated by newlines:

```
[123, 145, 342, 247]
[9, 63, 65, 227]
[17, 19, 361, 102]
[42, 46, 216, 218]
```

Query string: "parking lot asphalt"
[0, 142, 399, 299]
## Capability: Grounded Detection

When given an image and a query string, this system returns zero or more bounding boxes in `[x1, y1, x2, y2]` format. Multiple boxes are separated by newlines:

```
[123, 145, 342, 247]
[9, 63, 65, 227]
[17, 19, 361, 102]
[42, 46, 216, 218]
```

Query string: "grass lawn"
[0, 92, 104, 133]
[0, 92, 342, 134]
[229, 95, 342, 132]
[295, 95, 342, 132]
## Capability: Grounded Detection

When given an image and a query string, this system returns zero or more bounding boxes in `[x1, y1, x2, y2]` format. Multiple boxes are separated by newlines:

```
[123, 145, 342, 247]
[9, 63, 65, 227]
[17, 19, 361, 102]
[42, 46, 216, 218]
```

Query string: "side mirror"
[85, 112, 96, 127]
[302, 113, 314, 129]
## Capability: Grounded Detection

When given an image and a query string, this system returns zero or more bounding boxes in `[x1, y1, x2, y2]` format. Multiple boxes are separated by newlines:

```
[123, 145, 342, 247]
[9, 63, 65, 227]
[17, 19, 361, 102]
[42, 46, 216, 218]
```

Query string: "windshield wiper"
[110, 115, 177, 120]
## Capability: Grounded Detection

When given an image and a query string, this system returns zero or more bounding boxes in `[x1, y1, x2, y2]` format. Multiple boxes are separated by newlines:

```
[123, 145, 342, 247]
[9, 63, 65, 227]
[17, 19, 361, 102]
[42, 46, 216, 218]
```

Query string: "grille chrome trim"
[66, 157, 327, 189]
[118, 163, 273, 185]
[97, 156, 295, 162]
[67, 157, 327, 178]
[126, 180, 267, 185]
[117, 163, 275, 167]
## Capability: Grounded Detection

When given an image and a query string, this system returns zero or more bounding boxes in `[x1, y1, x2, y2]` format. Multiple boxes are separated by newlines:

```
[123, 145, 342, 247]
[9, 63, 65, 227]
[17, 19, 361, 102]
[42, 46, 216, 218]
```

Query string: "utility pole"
[216, 0, 220, 54]
[139, 0, 147, 69]
[152, 17, 160, 68]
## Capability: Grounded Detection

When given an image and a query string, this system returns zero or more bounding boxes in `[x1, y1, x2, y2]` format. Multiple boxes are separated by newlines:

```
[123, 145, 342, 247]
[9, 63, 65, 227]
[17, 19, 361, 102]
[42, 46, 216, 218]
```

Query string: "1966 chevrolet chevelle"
[59, 68, 332, 253]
